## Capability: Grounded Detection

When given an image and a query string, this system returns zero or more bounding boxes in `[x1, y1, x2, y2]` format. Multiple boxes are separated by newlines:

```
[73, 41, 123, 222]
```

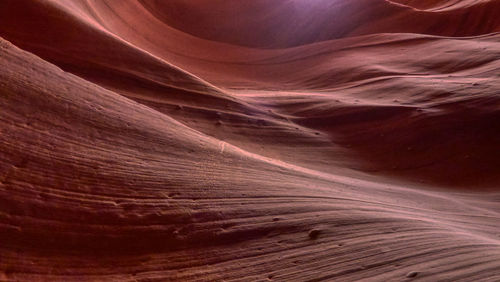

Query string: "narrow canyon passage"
[1, 0, 499, 281]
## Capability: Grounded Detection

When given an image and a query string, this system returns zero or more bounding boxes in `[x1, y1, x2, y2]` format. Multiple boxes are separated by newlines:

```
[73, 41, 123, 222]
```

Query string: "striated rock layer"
[1, 0, 500, 281]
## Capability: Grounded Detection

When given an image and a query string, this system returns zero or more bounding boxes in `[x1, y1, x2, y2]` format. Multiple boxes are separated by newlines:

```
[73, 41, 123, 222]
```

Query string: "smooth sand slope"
[1, 0, 500, 281]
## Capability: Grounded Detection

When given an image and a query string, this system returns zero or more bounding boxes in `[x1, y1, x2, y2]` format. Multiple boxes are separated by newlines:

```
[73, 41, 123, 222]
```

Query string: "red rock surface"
[1, 0, 500, 281]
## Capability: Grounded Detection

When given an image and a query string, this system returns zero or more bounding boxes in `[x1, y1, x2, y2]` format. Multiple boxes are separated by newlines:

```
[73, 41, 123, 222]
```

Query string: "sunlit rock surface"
[1, 0, 500, 281]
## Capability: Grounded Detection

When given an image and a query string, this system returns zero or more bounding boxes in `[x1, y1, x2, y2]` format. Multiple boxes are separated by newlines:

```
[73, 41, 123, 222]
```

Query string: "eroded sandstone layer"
[1, 0, 500, 281]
